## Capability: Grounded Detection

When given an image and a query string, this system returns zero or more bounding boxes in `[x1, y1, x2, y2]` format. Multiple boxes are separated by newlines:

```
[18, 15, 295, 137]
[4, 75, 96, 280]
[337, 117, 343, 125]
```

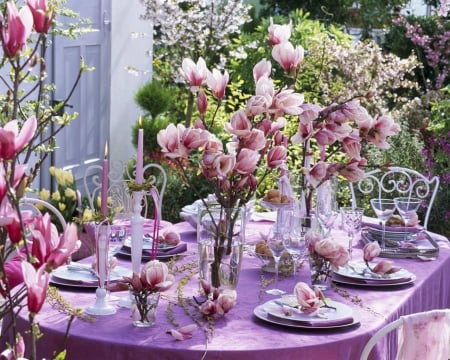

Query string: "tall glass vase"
[197, 206, 245, 290]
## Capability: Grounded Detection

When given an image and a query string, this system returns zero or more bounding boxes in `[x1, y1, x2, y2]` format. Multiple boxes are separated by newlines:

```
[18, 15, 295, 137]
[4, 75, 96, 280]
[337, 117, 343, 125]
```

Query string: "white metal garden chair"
[350, 166, 440, 229]
[82, 161, 167, 218]
[360, 309, 450, 360]
[20, 197, 67, 230]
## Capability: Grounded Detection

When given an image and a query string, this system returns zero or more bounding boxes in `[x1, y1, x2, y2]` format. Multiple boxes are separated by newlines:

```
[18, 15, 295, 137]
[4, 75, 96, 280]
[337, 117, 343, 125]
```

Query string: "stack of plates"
[254, 295, 358, 329]
[51, 264, 131, 288]
[333, 261, 416, 287]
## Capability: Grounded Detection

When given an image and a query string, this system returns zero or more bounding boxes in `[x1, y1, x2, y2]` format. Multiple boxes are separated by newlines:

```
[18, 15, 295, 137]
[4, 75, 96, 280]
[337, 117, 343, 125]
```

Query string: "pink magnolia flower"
[1, 333, 25, 360]
[235, 148, 260, 174]
[245, 95, 270, 116]
[225, 110, 252, 138]
[21, 261, 50, 314]
[0, 164, 25, 202]
[305, 161, 327, 188]
[0, 116, 37, 160]
[182, 127, 209, 149]
[268, 23, 291, 45]
[253, 59, 272, 83]
[314, 238, 339, 259]
[28, 215, 78, 269]
[339, 158, 367, 182]
[141, 260, 174, 292]
[363, 242, 381, 262]
[240, 129, 267, 151]
[372, 260, 401, 274]
[2, 2, 33, 57]
[367, 115, 401, 149]
[159, 228, 180, 246]
[255, 75, 275, 101]
[206, 68, 229, 100]
[342, 131, 362, 160]
[314, 128, 337, 147]
[157, 123, 188, 159]
[271, 42, 304, 72]
[27, 0, 54, 33]
[271, 89, 304, 116]
[166, 324, 197, 341]
[180, 57, 208, 91]
[266, 145, 287, 169]
[216, 289, 237, 315]
[328, 244, 350, 269]
[294, 282, 323, 314]
[197, 91, 208, 114]
[213, 153, 236, 178]
[199, 299, 216, 315]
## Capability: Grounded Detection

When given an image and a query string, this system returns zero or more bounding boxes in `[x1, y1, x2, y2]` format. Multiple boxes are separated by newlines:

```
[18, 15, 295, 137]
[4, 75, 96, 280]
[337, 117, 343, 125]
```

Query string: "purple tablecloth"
[4, 219, 450, 360]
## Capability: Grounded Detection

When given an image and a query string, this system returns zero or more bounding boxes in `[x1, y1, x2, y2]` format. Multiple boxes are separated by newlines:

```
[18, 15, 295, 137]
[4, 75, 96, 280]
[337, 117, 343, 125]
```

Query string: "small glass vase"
[197, 206, 245, 290]
[309, 254, 332, 291]
[131, 291, 160, 327]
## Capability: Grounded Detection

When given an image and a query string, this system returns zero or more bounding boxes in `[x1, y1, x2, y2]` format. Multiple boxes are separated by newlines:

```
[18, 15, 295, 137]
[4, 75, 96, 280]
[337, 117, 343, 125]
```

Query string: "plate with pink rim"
[254, 298, 359, 329]
[332, 261, 416, 286]
[263, 296, 354, 325]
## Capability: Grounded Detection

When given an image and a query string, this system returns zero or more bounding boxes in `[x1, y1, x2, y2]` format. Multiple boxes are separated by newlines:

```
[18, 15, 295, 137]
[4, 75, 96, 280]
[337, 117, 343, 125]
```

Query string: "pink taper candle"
[136, 116, 144, 185]
[101, 142, 108, 217]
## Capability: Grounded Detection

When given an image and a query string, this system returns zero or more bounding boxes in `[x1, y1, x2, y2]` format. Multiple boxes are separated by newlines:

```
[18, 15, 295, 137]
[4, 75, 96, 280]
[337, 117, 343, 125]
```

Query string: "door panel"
[51, 0, 111, 192]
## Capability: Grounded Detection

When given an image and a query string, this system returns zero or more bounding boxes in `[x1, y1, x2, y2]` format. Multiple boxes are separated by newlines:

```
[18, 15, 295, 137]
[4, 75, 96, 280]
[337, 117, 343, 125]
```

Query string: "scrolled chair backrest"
[82, 160, 167, 218]
[350, 166, 440, 229]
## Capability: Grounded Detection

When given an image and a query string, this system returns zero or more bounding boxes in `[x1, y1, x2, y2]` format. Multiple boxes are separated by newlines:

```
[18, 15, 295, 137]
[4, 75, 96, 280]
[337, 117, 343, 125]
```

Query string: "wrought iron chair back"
[82, 161, 167, 219]
[350, 166, 439, 229]
[20, 197, 67, 230]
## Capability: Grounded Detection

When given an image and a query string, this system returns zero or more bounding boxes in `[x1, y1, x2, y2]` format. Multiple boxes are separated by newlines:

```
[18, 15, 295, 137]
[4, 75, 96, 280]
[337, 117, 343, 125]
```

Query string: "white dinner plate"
[333, 261, 415, 286]
[263, 296, 354, 326]
[254, 301, 359, 329]
[51, 264, 131, 288]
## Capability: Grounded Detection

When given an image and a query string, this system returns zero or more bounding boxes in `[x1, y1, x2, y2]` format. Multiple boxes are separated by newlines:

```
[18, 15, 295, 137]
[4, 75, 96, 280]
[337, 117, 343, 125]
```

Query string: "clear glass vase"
[197, 206, 245, 290]
[131, 291, 160, 327]
[309, 254, 332, 291]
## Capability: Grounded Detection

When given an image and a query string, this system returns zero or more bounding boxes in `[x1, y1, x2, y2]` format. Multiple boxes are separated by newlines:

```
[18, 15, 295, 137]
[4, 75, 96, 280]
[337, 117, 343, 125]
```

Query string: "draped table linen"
[3, 218, 450, 360]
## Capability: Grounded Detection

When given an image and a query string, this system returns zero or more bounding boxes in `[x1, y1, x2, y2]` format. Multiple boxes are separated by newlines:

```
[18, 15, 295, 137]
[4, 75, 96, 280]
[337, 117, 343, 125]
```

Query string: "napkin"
[267, 312, 354, 327]
[146, 242, 188, 257]
[120, 242, 188, 258]
[362, 221, 421, 233]
[332, 272, 412, 285]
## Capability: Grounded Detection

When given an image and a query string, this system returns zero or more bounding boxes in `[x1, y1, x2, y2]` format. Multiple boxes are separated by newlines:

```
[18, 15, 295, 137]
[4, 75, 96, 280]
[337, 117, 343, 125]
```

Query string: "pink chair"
[360, 309, 450, 360]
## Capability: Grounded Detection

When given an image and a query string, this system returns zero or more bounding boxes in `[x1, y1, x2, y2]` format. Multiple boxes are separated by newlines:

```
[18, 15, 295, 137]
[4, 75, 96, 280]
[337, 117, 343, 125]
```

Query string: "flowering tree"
[139, 0, 252, 125]
[0, 1, 89, 358]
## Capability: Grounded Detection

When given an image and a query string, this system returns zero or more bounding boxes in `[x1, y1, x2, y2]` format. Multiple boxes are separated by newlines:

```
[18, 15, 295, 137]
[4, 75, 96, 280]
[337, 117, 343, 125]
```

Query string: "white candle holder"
[118, 190, 145, 308]
[86, 221, 116, 315]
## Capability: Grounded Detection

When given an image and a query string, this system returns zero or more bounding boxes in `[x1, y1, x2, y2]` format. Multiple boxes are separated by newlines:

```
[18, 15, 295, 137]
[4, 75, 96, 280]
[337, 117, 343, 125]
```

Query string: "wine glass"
[341, 207, 364, 259]
[316, 199, 339, 237]
[108, 224, 127, 301]
[394, 197, 421, 236]
[283, 214, 309, 276]
[265, 226, 286, 296]
[370, 198, 396, 248]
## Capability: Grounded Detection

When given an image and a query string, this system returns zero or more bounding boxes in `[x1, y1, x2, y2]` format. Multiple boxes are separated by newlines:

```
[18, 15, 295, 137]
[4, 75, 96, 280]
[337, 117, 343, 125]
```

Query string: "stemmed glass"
[394, 197, 421, 235]
[316, 199, 339, 237]
[341, 207, 364, 259]
[370, 198, 396, 248]
[266, 225, 286, 296]
[108, 225, 127, 301]
[283, 214, 309, 276]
